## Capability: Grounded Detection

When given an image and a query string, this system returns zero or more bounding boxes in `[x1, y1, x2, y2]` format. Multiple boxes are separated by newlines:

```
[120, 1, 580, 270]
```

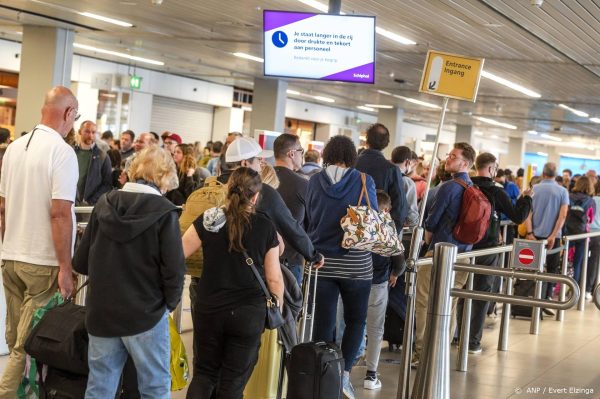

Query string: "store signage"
[419, 50, 484, 102]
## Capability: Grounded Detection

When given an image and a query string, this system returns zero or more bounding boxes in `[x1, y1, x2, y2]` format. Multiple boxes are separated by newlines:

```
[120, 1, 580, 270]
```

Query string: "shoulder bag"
[244, 251, 285, 330]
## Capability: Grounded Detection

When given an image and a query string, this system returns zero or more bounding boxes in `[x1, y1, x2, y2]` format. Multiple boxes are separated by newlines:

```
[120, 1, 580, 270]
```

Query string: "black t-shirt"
[193, 211, 279, 313]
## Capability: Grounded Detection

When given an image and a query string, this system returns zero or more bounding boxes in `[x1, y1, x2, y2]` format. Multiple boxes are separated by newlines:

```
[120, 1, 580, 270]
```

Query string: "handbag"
[340, 172, 404, 256]
[169, 315, 189, 391]
[244, 251, 285, 330]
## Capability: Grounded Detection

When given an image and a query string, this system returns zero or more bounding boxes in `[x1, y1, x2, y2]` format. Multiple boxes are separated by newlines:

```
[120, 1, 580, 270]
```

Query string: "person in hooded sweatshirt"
[181, 167, 284, 399]
[73, 145, 185, 399]
[304, 135, 378, 399]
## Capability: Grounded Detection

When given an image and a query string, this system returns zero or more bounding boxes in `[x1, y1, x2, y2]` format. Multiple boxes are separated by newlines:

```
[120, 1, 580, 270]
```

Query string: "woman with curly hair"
[166, 143, 203, 205]
[304, 135, 378, 399]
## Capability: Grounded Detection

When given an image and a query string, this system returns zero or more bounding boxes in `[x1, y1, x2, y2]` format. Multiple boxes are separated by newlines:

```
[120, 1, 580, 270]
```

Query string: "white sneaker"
[343, 372, 356, 399]
[585, 292, 592, 300]
[364, 374, 382, 390]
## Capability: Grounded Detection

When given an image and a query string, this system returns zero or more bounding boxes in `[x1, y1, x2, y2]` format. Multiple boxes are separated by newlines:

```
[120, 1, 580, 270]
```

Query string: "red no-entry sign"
[518, 248, 535, 265]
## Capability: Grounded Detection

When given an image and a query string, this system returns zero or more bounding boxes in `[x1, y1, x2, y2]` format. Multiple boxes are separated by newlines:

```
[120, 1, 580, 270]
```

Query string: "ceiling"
[0, 0, 599, 145]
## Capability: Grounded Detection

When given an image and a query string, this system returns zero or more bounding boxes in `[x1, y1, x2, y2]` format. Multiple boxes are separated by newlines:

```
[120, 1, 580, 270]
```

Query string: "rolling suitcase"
[243, 329, 286, 399]
[287, 267, 344, 399]
[511, 279, 543, 319]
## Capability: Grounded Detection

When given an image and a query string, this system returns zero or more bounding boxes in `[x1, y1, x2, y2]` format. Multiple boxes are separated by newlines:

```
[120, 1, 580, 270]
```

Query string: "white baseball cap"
[225, 137, 274, 162]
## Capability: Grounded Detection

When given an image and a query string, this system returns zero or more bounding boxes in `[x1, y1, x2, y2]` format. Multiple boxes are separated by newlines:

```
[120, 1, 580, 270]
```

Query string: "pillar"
[455, 124, 474, 144]
[378, 107, 404, 158]
[15, 26, 74, 134]
[499, 136, 525, 169]
[249, 78, 287, 136]
[212, 107, 244, 141]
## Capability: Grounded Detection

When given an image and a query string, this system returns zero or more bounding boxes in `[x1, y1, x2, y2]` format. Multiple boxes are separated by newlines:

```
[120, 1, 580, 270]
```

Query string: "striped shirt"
[319, 249, 373, 280]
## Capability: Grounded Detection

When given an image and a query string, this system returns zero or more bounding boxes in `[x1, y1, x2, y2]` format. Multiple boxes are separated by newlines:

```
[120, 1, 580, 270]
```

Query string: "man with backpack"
[457, 153, 533, 354]
[412, 142, 477, 368]
[524, 162, 569, 311]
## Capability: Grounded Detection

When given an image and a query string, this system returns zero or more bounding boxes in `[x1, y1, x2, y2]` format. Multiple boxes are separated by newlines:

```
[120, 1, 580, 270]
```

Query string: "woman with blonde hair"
[73, 146, 185, 398]
[182, 167, 284, 399]
[166, 143, 202, 205]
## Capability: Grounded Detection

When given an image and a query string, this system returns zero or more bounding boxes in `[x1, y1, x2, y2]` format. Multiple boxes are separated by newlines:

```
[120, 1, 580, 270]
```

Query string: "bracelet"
[526, 231, 533, 235]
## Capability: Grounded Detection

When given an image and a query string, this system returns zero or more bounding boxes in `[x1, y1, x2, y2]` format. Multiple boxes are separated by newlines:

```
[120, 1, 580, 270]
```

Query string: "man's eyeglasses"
[74, 113, 81, 122]
[292, 148, 305, 155]
[446, 153, 465, 162]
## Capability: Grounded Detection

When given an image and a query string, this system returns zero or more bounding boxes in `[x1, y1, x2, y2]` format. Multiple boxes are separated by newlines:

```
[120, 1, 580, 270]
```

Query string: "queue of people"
[1, 85, 599, 399]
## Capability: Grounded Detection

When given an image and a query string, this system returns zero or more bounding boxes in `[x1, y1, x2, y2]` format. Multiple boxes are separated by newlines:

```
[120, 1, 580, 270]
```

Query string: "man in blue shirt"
[525, 162, 569, 309]
[412, 142, 475, 367]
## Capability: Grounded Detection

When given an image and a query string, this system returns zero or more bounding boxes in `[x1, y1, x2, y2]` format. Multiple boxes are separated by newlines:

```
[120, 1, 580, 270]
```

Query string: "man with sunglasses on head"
[0, 86, 79, 397]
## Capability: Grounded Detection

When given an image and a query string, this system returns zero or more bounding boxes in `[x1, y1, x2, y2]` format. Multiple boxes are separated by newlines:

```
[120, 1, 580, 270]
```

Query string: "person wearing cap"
[164, 133, 182, 156]
[219, 137, 324, 269]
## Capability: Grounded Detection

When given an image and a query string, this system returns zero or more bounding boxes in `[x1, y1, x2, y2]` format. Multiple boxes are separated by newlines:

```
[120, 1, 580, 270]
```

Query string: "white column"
[500, 136, 525, 169]
[378, 107, 404, 158]
[455, 124, 474, 144]
[15, 26, 74, 134]
[212, 107, 244, 141]
[249, 78, 287, 136]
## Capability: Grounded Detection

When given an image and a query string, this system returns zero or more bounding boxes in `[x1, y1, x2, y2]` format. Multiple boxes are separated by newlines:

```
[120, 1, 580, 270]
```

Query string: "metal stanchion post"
[397, 227, 424, 399]
[497, 275, 513, 351]
[75, 274, 88, 306]
[456, 258, 474, 372]
[557, 238, 570, 321]
[498, 224, 509, 294]
[578, 238, 589, 311]
[530, 274, 543, 335]
[411, 243, 456, 399]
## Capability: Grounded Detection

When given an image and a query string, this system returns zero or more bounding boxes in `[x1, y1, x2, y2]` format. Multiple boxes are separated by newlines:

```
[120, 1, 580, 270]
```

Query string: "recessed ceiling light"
[558, 104, 589, 118]
[73, 43, 164, 66]
[79, 12, 133, 27]
[365, 104, 394, 109]
[536, 152, 548, 156]
[540, 133, 562, 142]
[286, 89, 301, 95]
[473, 116, 517, 130]
[233, 52, 264, 63]
[590, 117, 600, 123]
[314, 96, 335, 103]
[481, 70, 541, 98]
[357, 105, 376, 112]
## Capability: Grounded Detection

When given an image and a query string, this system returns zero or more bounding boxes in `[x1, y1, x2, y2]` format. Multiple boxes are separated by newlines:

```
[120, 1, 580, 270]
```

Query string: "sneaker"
[468, 345, 482, 354]
[410, 357, 420, 369]
[363, 374, 382, 390]
[542, 308, 556, 317]
[585, 292, 592, 300]
[343, 372, 356, 399]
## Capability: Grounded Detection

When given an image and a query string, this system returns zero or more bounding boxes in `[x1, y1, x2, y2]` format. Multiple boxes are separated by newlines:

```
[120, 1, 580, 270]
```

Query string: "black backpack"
[565, 197, 591, 235]
[474, 185, 499, 248]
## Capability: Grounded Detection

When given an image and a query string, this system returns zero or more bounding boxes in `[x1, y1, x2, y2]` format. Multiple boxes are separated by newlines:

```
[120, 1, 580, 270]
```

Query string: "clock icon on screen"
[272, 31, 288, 48]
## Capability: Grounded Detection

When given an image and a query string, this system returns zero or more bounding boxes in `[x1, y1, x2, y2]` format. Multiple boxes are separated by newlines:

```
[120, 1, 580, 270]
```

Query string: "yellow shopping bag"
[169, 316, 189, 391]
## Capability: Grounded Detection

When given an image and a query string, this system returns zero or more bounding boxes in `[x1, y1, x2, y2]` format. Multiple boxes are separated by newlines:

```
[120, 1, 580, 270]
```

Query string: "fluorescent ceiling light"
[527, 130, 538, 135]
[365, 104, 393, 109]
[73, 43, 164, 66]
[314, 96, 335, 103]
[296, 1, 415, 45]
[286, 90, 301, 95]
[79, 12, 133, 27]
[558, 103, 589, 118]
[233, 52, 264, 63]
[357, 106, 376, 112]
[375, 27, 416, 45]
[540, 133, 562, 142]
[491, 135, 500, 139]
[377, 89, 392, 96]
[393, 94, 441, 109]
[536, 152, 548, 156]
[480, 70, 541, 98]
[473, 116, 517, 130]
[590, 117, 600, 123]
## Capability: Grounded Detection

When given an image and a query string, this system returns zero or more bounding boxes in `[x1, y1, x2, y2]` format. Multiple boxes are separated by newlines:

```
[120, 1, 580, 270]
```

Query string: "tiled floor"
[2, 279, 599, 399]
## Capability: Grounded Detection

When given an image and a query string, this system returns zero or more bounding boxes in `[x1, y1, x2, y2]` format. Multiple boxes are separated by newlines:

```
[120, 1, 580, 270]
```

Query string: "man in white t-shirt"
[0, 86, 79, 397]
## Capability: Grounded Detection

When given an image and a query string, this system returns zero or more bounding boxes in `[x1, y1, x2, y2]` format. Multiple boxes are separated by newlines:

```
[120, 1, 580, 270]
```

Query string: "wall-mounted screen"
[264, 10, 376, 84]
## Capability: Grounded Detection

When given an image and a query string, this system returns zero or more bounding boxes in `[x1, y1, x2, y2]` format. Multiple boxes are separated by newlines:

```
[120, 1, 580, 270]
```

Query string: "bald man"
[74, 120, 112, 205]
[0, 86, 79, 397]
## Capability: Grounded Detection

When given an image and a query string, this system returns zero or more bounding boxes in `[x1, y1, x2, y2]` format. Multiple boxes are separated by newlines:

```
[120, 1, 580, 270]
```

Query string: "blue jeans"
[85, 312, 170, 399]
[313, 277, 371, 372]
[286, 263, 303, 287]
[335, 296, 366, 364]
[572, 240, 586, 284]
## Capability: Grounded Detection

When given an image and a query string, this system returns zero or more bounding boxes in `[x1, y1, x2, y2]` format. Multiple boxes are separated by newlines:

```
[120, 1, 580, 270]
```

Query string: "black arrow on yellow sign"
[428, 81, 437, 90]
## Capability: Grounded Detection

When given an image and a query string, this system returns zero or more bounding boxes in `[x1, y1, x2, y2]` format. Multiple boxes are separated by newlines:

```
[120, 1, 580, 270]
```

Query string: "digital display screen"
[264, 10, 376, 84]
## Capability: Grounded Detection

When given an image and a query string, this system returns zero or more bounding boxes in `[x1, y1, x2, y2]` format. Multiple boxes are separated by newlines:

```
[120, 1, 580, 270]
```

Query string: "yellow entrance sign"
[419, 50, 484, 102]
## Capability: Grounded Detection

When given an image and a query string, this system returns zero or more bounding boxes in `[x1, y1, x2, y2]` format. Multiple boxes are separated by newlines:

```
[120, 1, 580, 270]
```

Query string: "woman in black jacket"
[166, 143, 202, 205]
[182, 167, 284, 399]
[73, 146, 185, 399]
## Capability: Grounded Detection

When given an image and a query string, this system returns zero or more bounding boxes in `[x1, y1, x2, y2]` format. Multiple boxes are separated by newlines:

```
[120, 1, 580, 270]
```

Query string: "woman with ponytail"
[182, 167, 284, 399]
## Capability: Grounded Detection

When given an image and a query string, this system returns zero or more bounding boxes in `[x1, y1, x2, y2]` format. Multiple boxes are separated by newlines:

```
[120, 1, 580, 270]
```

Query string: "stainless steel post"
[498, 224, 509, 294]
[74, 274, 88, 306]
[411, 243, 456, 399]
[397, 226, 423, 399]
[578, 238, 589, 311]
[328, 0, 341, 14]
[456, 258, 474, 372]
[557, 239, 570, 321]
[497, 275, 513, 351]
[530, 275, 543, 335]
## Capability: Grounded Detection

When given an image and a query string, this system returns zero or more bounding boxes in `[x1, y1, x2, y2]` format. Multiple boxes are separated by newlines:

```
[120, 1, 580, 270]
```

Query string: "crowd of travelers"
[0, 86, 598, 399]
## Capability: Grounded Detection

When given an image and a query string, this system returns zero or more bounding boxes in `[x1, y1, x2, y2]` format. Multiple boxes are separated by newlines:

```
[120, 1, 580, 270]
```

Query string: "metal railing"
[411, 242, 580, 399]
